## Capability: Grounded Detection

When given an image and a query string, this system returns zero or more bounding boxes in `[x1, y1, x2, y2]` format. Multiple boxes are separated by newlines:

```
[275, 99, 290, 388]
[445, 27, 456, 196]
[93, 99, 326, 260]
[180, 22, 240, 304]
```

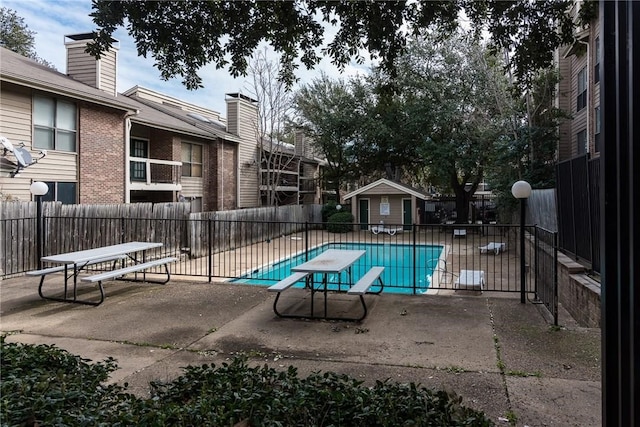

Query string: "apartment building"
[556, 2, 600, 160]
[555, 1, 601, 271]
[1, 34, 325, 210]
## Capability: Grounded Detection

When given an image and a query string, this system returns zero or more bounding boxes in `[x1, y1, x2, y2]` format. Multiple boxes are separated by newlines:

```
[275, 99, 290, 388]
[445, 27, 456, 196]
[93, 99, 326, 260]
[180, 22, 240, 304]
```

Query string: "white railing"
[129, 157, 182, 190]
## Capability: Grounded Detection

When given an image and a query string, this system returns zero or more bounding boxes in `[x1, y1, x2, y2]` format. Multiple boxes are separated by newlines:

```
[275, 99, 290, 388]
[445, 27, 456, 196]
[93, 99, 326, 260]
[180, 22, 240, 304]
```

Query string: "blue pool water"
[233, 242, 444, 294]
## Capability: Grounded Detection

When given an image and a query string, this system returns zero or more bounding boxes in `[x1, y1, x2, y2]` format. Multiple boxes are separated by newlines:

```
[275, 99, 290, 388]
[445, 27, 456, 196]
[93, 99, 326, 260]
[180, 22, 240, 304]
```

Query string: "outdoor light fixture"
[30, 181, 48, 197]
[30, 181, 49, 269]
[511, 180, 531, 304]
[336, 204, 342, 211]
[511, 180, 532, 200]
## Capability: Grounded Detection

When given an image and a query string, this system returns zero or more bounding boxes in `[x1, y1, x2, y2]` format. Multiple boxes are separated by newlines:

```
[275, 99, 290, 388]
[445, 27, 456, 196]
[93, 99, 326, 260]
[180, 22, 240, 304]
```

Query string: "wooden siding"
[358, 182, 409, 196]
[227, 96, 259, 208]
[0, 85, 77, 200]
[589, 20, 601, 156]
[570, 54, 588, 157]
[67, 45, 98, 88]
[1, 85, 33, 200]
[181, 176, 203, 197]
[0, 84, 31, 142]
[556, 50, 573, 161]
[365, 194, 407, 226]
[98, 50, 117, 96]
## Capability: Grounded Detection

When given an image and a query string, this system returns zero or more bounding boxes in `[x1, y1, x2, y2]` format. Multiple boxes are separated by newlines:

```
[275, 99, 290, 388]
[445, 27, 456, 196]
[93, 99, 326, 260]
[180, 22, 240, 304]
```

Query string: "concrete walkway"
[0, 276, 601, 426]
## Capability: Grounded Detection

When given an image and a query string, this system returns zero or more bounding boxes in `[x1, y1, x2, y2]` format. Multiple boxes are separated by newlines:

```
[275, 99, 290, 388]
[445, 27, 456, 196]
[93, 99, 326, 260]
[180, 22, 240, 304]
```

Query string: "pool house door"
[402, 198, 412, 230]
[359, 198, 370, 230]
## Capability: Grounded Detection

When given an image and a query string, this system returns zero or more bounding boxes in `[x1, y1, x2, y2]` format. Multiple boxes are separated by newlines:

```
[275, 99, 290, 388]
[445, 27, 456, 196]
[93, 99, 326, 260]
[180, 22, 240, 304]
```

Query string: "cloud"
[3, 0, 372, 116]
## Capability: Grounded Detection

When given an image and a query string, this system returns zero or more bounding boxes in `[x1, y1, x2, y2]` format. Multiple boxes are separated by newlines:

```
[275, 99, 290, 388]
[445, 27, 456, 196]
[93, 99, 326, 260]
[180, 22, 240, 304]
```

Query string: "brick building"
[1, 34, 325, 210]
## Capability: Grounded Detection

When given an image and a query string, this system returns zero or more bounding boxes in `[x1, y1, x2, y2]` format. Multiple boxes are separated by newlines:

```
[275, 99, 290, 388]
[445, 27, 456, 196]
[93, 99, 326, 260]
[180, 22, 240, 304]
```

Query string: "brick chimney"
[64, 33, 119, 96]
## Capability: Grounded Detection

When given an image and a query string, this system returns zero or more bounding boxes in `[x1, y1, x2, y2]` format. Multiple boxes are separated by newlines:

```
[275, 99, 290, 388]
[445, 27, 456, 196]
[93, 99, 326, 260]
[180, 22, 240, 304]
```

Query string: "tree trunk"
[453, 186, 473, 224]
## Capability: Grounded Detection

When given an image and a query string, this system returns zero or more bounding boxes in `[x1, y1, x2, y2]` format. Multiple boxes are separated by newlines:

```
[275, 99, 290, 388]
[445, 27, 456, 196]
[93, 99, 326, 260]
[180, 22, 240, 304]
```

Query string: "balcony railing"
[129, 157, 182, 191]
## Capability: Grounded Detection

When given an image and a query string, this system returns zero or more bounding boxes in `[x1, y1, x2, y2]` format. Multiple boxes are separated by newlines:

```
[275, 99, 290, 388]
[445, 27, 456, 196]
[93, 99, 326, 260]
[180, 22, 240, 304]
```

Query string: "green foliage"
[294, 75, 362, 194]
[89, 0, 575, 91]
[327, 211, 354, 233]
[504, 409, 519, 426]
[486, 69, 566, 222]
[1, 338, 494, 426]
[321, 200, 340, 223]
[387, 32, 511, 223]
[0, 7, 56, 68]
[578, 0, 599, 26]
[0, 7, 34, 56]
[0, 336, 144, 426]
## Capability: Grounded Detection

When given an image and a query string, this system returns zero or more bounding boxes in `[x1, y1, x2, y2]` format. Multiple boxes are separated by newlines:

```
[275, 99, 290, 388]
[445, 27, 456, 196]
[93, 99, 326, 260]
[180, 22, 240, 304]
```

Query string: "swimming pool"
[233, 242, 444, 294]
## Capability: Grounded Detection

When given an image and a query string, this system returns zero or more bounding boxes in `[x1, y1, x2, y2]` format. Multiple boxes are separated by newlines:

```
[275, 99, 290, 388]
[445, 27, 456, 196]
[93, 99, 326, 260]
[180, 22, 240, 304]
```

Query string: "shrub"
[327, 211, 354, 233]
[0, 336, 145, 426]
[1, 337, 494, 426]
[321, 201, 340, 223]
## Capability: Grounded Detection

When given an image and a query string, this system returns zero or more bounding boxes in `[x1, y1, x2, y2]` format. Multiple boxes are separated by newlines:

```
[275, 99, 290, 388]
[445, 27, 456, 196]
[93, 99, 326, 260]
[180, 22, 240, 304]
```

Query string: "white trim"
[343, 178, 429, 200]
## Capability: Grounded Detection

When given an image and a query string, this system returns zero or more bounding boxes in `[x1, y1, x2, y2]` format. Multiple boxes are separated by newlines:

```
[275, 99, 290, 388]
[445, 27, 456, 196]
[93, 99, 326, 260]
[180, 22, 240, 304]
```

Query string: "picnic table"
[268, 249, 384, 321]
[27, 242, 176, 306]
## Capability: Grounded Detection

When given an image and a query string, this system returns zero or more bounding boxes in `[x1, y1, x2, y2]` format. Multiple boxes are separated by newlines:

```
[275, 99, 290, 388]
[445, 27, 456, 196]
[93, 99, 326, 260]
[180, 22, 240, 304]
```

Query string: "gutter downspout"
[577, 38, 590, 153]
[123, 111, 138, 203]
[220, 140, 224, 210]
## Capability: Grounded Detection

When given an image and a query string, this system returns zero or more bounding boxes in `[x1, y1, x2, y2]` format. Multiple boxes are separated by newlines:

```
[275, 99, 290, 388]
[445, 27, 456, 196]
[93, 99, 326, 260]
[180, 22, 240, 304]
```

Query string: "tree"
[384, 33, 512, 223]
[88, 0, 575, 91]
[245, 49, 299, 206]
[293, 74, 360, 197]
[0, 7, 56, 69]
[486, 68, 567, 220]
[348, 73, 423, 181]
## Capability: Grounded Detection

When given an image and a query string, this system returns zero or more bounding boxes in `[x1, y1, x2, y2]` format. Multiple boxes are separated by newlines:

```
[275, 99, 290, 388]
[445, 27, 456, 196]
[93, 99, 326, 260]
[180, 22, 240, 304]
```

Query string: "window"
[595, 106, 601, 153]
[33, 95, 77, 151]
[40, 182, 77, 204]
[130, 138, 148, 181]
[181, 143, 202, 177]
[577, 67, 587, 111]
[577, 129, 587, 155]
[594, 36, 600, 84]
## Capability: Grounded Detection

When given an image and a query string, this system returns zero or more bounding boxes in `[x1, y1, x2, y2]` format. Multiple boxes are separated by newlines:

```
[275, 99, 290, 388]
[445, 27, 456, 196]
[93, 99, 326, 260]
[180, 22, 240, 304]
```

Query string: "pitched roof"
[0, 47, 241, 144]
[126, 95, 242, 143]
[0, 47, 137, 113]
[343, 178, 430, 200]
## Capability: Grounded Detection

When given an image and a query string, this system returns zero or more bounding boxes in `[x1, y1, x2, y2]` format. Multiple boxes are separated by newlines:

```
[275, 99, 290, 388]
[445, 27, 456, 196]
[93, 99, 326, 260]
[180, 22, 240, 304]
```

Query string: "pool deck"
[1, 272, 601, 426]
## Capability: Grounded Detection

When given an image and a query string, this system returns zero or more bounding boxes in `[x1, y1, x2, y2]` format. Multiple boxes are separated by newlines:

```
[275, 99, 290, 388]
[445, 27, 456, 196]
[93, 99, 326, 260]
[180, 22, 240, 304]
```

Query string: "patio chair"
[454, 269, 485, 291]
[479, 242, 506, 254]
[371, 221, 402, 235]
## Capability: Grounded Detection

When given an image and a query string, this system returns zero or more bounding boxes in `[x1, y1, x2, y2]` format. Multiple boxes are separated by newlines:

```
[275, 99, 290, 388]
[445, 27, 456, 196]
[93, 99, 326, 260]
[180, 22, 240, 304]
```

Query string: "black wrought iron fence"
[1, 216, 558, 322]
[532, 227, 559, 325]
[556, 154, 600, 273]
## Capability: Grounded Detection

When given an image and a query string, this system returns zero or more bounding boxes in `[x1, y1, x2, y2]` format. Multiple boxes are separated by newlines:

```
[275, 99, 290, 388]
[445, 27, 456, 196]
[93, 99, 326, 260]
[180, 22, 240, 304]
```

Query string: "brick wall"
[207, 140, 238, 210]
[78, 104, 125, 203]
[557, 252, 601, 328]
[221, 142, 237, 209]
[149, 129, 178, 185]
[524, 234, 601, 328]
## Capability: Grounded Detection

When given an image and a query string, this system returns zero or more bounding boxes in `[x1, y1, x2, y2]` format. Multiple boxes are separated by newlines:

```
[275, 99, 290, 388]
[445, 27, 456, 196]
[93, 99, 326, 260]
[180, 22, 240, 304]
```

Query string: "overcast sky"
[3, 0, 370, 117]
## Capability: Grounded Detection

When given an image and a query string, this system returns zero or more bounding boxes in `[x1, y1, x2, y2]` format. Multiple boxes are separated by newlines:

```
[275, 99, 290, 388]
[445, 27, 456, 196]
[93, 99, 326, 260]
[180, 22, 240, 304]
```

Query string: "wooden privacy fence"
[188, 205, 323, 257]
[0, 202, 323, 276]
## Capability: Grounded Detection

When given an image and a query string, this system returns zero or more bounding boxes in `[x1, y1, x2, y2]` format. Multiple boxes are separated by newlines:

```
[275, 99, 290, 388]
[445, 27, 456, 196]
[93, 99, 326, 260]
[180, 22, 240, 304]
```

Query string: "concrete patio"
[1, 274, 600, 426]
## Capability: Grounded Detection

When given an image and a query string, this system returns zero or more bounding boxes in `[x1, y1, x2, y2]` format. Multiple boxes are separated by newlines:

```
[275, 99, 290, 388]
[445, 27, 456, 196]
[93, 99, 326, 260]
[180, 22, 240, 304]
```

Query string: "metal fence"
[531, 227, 559, 325]
[556, 154, 601, 273]
[1, 216, 558, 323]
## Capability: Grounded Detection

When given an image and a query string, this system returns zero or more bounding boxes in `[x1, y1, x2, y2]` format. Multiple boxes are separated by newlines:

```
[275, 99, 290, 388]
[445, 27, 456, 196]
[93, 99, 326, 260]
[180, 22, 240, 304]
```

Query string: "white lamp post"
[511, 180, 531, 304]
[30, 181, 49, 269]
